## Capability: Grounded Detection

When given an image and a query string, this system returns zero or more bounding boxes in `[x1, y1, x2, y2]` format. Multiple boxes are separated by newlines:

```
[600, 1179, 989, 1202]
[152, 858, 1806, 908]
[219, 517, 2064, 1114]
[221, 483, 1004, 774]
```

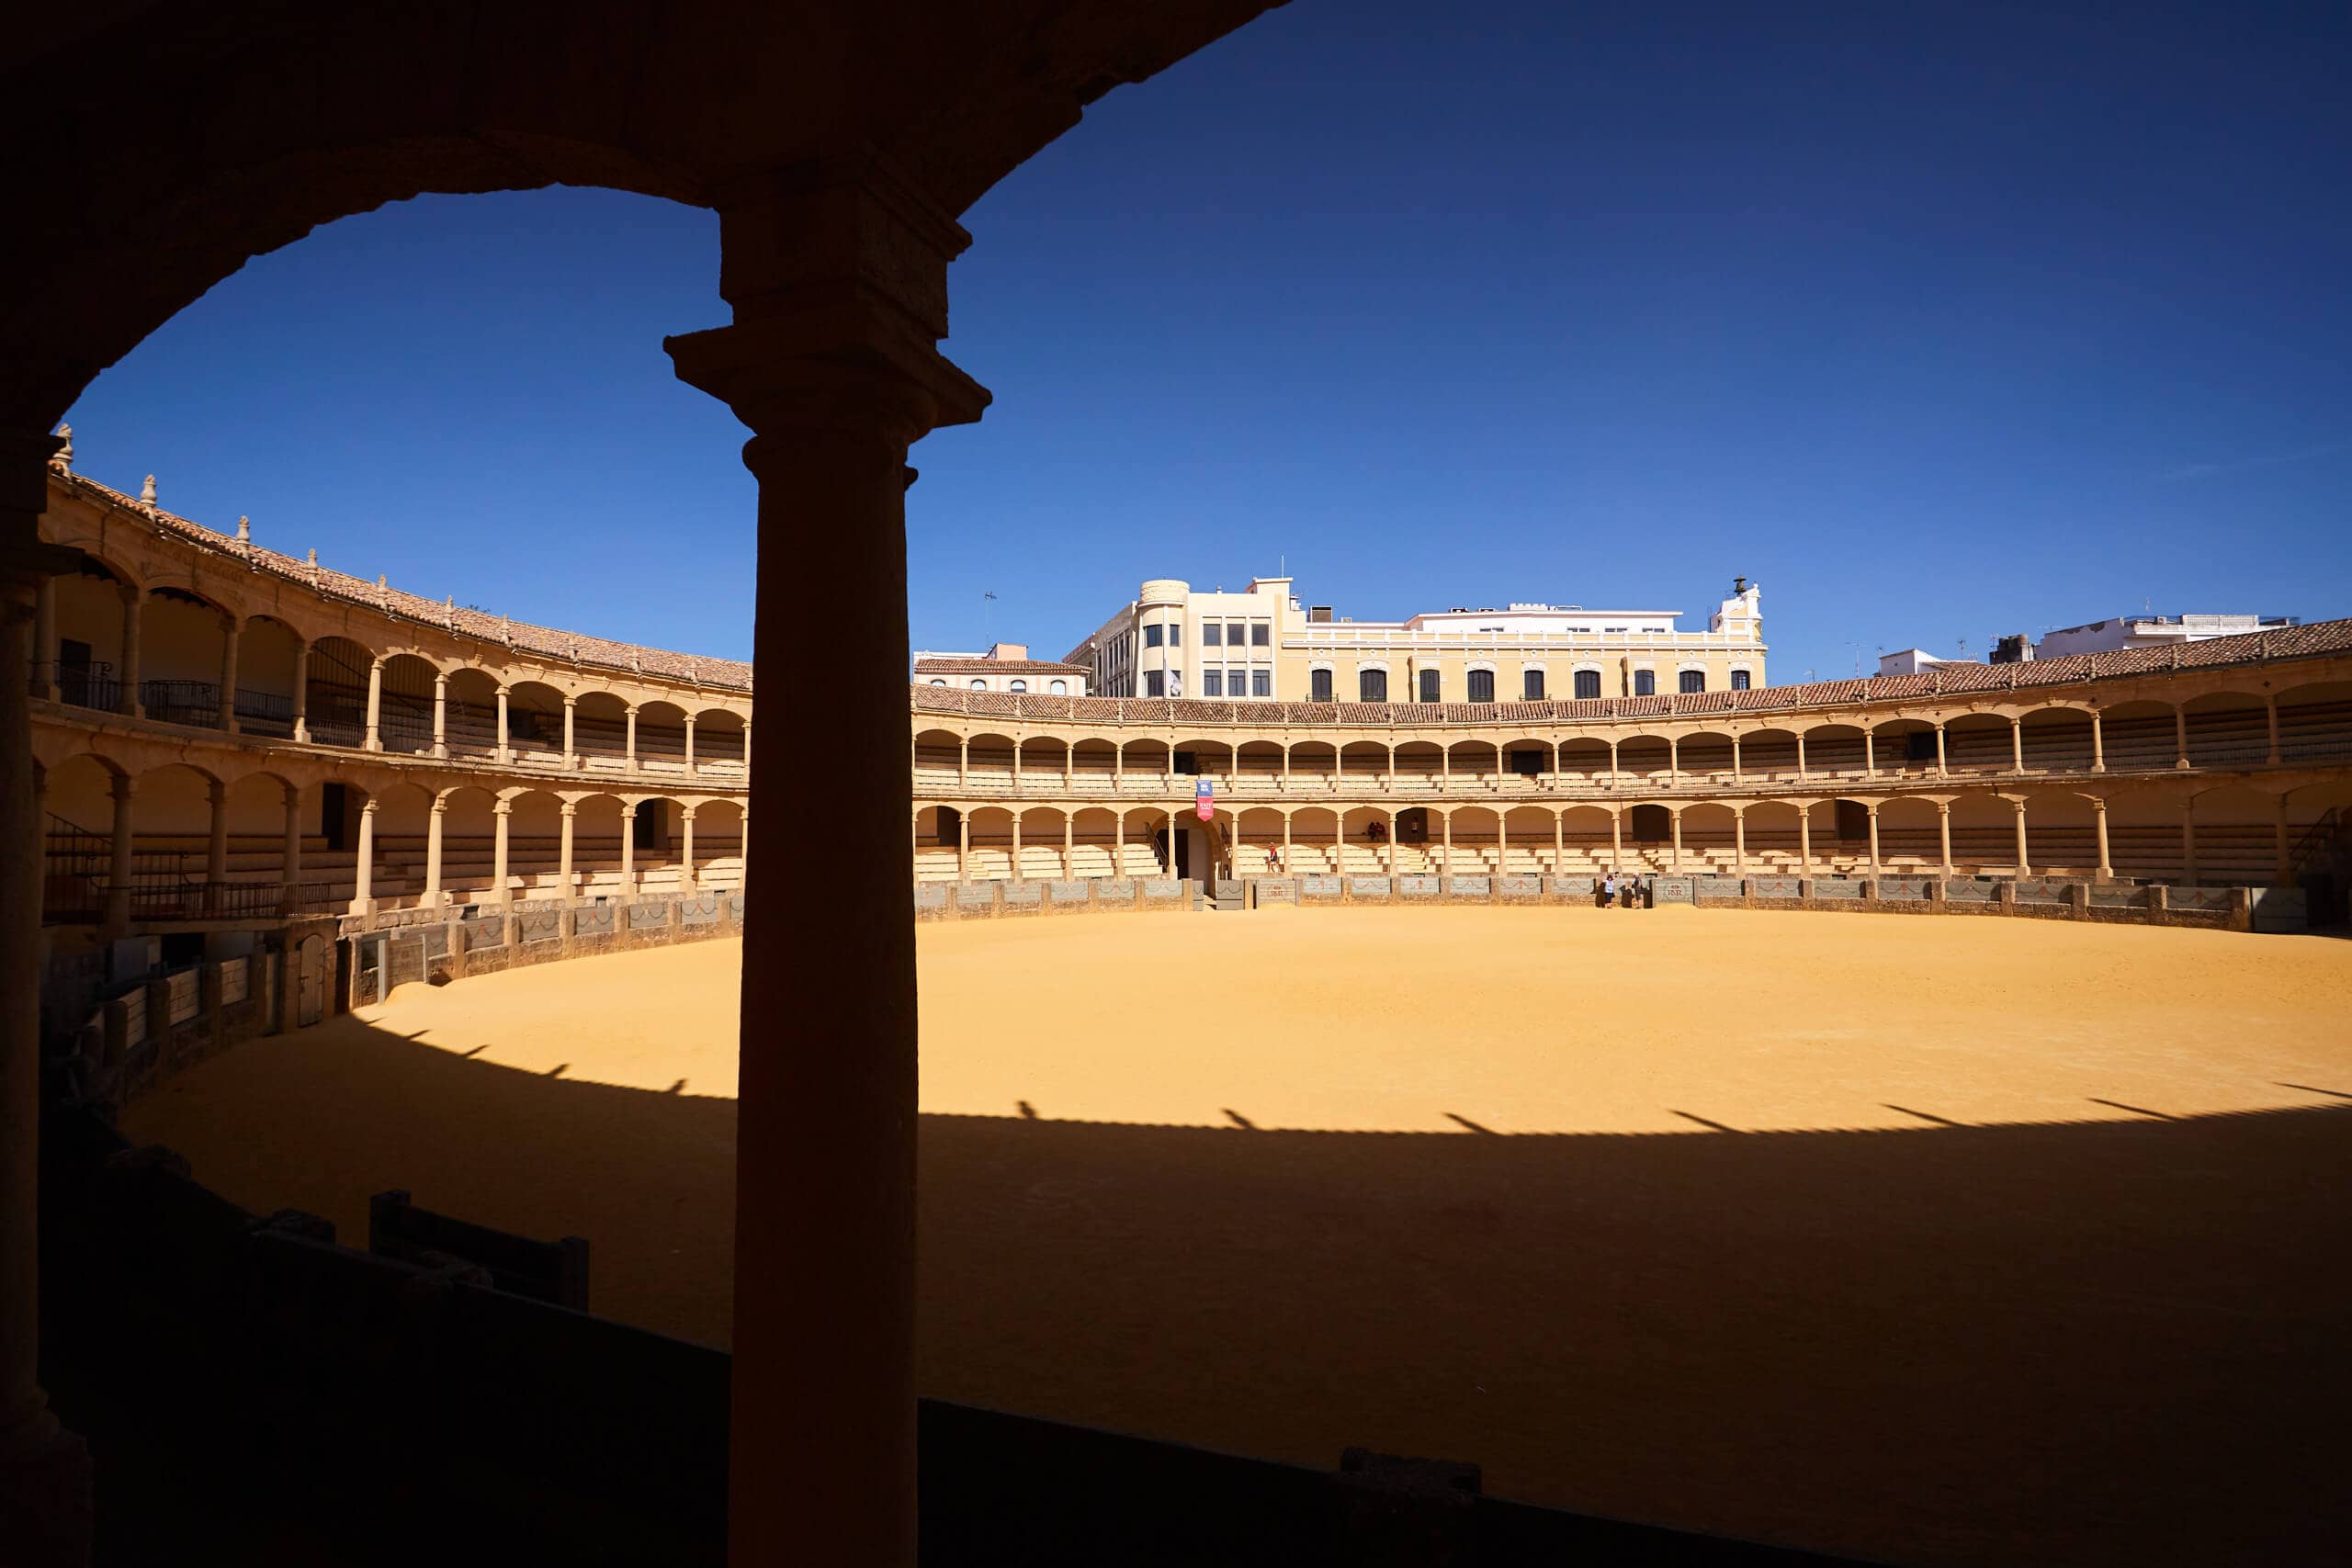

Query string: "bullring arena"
[24, 447, 2352, 1564]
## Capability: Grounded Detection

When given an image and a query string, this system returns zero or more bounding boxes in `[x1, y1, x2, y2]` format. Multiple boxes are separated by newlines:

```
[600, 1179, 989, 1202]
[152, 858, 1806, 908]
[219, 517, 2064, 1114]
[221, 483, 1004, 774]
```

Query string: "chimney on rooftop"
[1308, 605, 1332, 624]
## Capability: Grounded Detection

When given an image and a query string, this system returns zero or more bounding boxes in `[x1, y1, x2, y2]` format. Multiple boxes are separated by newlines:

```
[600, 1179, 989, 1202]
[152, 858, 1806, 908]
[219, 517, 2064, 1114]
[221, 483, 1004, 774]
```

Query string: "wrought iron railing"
[138, 679, 222, 727]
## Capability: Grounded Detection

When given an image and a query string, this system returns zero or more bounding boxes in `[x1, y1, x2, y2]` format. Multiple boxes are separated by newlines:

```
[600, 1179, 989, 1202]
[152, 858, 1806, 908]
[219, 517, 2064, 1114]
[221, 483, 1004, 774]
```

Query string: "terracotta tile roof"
[49, 466, 753, 694]
[910, 618, 2352, 727]
[913, 657, 1091, 675]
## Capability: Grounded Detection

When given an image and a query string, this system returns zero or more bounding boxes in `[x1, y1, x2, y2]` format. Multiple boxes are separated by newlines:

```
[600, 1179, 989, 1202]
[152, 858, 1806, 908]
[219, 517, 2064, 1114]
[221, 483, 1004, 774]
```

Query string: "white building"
[911, 642, 1090, 695]
[2028, 614, 2297, 660]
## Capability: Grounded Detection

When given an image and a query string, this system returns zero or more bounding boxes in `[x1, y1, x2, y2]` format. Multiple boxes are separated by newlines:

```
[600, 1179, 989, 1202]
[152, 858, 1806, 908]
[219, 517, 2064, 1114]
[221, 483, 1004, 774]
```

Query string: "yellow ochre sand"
[129, 910, 2352, 1566]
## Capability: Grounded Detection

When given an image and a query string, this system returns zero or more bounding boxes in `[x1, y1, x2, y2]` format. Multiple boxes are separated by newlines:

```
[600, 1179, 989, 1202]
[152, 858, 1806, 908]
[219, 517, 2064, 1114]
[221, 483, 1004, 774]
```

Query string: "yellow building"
[1066, 576, 1766, 703]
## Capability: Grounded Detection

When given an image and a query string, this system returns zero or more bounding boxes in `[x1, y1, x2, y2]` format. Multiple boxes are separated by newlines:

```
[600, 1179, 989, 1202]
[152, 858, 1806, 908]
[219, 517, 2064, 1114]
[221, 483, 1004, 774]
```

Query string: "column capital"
[360, 798, 379, 816]
[109, 773, 134, 801]
[207, 778, 226, 804]
[492, 798, 512, 817]
[562, 694, 577, 708]
[666, 158, 991, 461]
[560, 801, 577, 818]
[430, 798, 447, 816]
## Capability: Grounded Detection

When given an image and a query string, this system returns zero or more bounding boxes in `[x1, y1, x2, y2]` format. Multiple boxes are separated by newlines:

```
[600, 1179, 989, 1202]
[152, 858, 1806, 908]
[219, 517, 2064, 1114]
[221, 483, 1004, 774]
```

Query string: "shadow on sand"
[110, 1016, 2352, 1567]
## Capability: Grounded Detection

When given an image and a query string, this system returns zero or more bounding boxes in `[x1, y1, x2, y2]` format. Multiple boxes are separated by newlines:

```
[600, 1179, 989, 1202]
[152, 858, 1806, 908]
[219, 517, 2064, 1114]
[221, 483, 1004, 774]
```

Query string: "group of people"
[1599, 871, 1652, 909]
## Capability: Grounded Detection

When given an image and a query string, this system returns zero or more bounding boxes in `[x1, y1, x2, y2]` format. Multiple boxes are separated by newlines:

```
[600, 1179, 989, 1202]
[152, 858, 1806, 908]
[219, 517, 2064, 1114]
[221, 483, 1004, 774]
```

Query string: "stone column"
[680, 807, 698, 893]
[2, 430, 91, 1567]
[1611, 804, 1623, 873]
[1383, 743, 1395, 794]
[2089, 711, 2105, 773]
[1609, 739, 1620, 787]
[1863, 728, 1877, 779]
[116, 582, 141, 716]
[1668, 736, 1679, 784]
[364, 656, 385, 751]
[666, 160, 992, 1567]
[205, 779, 230, 912]
[1012, 739, 1023, 790]
[2265, 697, 2280, 766]
[559, 802, 576, 894]
[1669, 807, 1683, 874]
[103, 773, 134, 935]
[1441, 809, 1453, 879]
[2009, 716, 2023, 773]
[2174, 705, 2190, 769]
[30, 575, 57, 701]
[956, 813, 969, 882]
[1441, 745, 1451, 791]
[1733, 807, 1747, 877]
[1497, 813, 1508, 875]
[625, 705, 639, 771]
[1113, 741, 1123, 792]
[1060, 739, 1072, 793]
[684, 714, 697, 775]
[1794, 729, 1808, 779]
[562, 696, 577, 770]
[2093, 797, 2111, 880]
[280, 783, 304, 913]
[432, 674, 449, 758]
[1938, 802, 1952, 875]
[957, 737, 968, 789]
[1731, 734, 1742, 781]
[1553, 810, 1564, 874]
[1798, 804, 1813, 876]
[492, 799, 512, 901]
[495, 684, 511, 763]
[1281, 744, 1291, 791]
[1060, 815, 1072, 879]
[291, 638, 311, 742]
[2012, 798, 2030, 877]
[619, 804, 637, 895]
[218, 615, 242, 732]
[1935, 723, 1948, 777]
[351, 797, 378, 913]
[1866, 802, 1882, 877]
[1114, 813, 1125, 875]
[1009, 818, 1022, 882]
[424, 799, 446, 906]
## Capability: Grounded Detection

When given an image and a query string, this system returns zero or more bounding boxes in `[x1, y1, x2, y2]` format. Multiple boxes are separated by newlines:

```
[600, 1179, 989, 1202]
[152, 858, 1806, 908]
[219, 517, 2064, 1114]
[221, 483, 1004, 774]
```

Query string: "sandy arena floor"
[127, 908, 2352, 1566]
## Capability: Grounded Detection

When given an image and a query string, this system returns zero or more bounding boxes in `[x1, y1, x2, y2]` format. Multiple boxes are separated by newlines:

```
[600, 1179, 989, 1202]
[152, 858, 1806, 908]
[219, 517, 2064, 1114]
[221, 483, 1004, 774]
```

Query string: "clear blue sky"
[60, 0, 2352, 684]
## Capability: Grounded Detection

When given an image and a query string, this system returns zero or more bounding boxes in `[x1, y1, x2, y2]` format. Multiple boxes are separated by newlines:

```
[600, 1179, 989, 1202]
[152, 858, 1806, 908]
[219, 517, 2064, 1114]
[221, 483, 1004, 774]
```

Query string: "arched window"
[969, 679, 986, 690]
[1049, 679, 1067, 694]
[1310, 669, 1333, 703]
[1521, 669, 1545, 701]
[1730, 669, 1751, 691]
[1009, 680, 1027, 693]
[1634, 670, 1656, 697]
[1418, 669, 1441, 704]
[929, 678, 946, 686]
[1359, 669, 1388, 703]
[1679, 670, 1705, 694]
[1467, 670, 1494, 704]
[1574, 669, 1600, 700]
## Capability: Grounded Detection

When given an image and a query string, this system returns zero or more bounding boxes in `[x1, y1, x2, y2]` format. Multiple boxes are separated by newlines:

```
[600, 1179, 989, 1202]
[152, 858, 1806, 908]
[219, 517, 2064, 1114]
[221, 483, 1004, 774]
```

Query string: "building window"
[1049, 679, 1067, 694]
[1467, 669, 1495, 704]
[1679, 670, 1704, 694]
[1227, 623, 1244, 647]
[1634, 670, 1656, 697]
[1145, 671, 1164, 697]
[1252, 670, 1271, 697]
[1574, 669, 1600, 699]
[1010, 680, 1027, 693]
[1202, 670, 1223, 696]
[1204, 622, 1222, 647]
[1359, 669, 1388, 703]
[1419, 669, 1441, 704]
[970, 679, 987, 690]
[1730, 669, 1751, 691]
[1251, 623, 1270, 647]
[929, 678, 946, 686]
[1310, 669, 1333, 702]
[1170, 623, 1182, 646]
[1522, 670, 1545, 701]
[1144, 624, 1162, 648]
[1229, 667, 1248, 696]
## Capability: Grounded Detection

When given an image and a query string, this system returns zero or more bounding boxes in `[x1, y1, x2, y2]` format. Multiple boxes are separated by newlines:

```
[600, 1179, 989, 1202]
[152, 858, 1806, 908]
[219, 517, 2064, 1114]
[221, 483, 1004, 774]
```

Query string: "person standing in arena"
[1601, 871, 1616, 908]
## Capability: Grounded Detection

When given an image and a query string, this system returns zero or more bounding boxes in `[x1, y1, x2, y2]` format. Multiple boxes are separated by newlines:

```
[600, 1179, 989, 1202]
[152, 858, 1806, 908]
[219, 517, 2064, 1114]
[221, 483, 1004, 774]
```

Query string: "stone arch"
[232, 615, 304, 737]
[634, 699, 693, 774]
[1738, 726, 1802, 782]
[2275, 679, 2352, 764]
[570, 690, 635, 773]
[137, 586, 233, 725]
[692, 705, 749, 773]
[301, 635, 376, 748]
[2018, 705, 2096, 773]
[381, 653, 448, 755]
[1800, 721, 1869, 779]
[2181, 688, 2271, 768]
[504, 680, 569, 763]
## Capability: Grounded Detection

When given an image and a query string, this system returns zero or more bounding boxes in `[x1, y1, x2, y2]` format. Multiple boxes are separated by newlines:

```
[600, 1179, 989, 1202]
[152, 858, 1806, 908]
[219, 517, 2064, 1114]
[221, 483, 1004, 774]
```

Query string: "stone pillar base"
[0, 1423, 94, 1568]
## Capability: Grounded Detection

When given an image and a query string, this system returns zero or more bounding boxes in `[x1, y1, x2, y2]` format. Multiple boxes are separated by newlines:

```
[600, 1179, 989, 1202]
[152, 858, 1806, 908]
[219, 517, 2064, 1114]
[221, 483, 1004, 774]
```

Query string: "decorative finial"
[140, 474, 157, 506]
[307, 547, 317, 566]
[51, 423, 72, 469]
[630, 650, 641, 674]
[377, 572, 387, 590]
[445, 594, 455, 628]
[235, 514, 250, 543]
[500, 613, 512, 646]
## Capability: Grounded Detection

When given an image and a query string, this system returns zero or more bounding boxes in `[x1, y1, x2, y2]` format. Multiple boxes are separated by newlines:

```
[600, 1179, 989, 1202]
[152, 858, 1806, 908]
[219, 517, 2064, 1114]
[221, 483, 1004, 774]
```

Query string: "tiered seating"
[2183, 707, 2271, 767]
